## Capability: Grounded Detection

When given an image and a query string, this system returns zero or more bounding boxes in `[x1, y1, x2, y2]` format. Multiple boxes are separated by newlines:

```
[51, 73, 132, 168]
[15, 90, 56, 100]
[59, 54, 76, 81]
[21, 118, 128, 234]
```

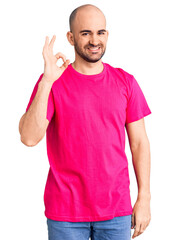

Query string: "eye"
[82, 33, 89, 36]
[98, 32, 105, 35]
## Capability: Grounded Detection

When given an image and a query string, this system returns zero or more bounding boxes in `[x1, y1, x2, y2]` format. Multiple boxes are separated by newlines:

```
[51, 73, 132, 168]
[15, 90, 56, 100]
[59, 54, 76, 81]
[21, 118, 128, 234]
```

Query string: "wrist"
[137, 191, 151, 201]
[40, 76, 53, 87]
[41, 75, 53, 83]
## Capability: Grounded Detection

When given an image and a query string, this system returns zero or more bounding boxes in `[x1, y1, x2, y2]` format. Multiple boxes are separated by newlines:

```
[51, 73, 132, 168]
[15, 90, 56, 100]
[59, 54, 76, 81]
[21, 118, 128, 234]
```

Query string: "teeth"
[89, 47, 100, 50]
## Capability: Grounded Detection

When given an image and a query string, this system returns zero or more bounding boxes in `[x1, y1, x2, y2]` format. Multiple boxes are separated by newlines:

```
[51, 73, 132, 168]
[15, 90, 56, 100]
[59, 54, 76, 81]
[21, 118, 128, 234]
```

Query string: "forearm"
[21, 77, 53, 145]
[131, 140, 151, 200]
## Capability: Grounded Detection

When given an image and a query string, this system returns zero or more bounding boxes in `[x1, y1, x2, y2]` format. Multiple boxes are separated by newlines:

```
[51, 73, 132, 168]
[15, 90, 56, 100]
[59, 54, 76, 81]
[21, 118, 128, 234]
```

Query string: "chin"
[85, 58, 102, 63]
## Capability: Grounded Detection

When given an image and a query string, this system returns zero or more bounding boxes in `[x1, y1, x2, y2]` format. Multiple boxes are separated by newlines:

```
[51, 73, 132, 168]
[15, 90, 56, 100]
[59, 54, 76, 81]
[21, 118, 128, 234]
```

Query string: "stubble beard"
[74, 41, 106, 63]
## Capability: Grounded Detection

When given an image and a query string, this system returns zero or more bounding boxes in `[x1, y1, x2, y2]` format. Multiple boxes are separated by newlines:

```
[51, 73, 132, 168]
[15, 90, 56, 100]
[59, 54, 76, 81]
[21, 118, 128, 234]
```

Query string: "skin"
[66, 5, 109, 75]
[19, 5, 151, 238]
[66, 5, 151, 238]
[125, 119, 151, 238]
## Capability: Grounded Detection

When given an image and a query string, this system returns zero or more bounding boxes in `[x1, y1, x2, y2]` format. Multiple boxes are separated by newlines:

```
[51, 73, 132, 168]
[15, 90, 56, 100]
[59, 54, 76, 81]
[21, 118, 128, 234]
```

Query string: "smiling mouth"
[87, 47, 100, 52]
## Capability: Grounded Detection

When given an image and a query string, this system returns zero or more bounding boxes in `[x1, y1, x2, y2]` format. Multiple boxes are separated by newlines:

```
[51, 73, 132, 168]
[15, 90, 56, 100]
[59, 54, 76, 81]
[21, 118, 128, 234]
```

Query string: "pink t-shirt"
[26, 62, 151, 222]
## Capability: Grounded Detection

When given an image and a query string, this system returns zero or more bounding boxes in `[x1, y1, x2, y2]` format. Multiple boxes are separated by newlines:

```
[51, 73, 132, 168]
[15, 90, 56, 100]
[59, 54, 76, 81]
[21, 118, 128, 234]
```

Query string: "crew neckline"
[68, 62, 107, 80]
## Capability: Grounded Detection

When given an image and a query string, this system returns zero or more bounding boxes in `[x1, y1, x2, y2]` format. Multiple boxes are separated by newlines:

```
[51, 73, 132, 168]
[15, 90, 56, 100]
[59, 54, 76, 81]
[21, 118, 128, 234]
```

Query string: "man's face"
[70, 8, 109, 63]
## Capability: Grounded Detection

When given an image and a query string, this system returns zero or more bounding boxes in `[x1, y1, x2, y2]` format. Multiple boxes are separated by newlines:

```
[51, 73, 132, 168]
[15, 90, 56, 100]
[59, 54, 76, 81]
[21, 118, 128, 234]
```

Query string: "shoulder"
[104, 62, 135, 87]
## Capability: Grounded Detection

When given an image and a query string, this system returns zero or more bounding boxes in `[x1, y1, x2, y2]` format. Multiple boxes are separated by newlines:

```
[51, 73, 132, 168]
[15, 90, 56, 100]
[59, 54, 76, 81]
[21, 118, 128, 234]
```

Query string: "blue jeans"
[46, 214, 132, 240]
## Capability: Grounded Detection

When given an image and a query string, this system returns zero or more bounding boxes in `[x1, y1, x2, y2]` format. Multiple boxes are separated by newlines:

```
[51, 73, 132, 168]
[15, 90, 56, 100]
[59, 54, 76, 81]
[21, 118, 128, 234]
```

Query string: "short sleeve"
[125, 75, 152, 124]
[25, 73, 55, 122]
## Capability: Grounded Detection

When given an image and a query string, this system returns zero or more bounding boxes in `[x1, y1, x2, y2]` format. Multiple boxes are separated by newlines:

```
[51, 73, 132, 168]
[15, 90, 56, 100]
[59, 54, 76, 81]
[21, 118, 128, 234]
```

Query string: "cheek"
[78, 43, 85, 50]
[80, 43, 89, 50]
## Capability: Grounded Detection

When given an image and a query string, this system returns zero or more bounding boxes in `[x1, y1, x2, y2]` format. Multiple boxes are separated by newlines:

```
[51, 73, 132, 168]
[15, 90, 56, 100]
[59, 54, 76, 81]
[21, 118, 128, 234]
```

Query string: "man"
[19, 4, 151, 240]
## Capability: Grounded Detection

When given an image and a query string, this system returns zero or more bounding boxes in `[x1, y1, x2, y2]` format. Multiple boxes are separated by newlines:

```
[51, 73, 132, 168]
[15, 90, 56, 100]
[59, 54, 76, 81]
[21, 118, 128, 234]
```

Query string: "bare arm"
[19, 35, 70, 146]
[126, 118, 151, 199]
[19, 79, 53, 146]
[126, 118, 151, 238]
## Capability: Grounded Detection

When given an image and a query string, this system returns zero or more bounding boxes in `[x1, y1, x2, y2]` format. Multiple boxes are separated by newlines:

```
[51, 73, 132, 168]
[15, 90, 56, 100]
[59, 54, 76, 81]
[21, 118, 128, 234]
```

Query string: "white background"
[0, 0, 169, 239]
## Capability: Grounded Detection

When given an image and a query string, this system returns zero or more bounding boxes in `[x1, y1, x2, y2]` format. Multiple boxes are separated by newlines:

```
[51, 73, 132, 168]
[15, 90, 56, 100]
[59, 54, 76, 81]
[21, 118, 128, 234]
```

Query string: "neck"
[71, 59, 104, 75]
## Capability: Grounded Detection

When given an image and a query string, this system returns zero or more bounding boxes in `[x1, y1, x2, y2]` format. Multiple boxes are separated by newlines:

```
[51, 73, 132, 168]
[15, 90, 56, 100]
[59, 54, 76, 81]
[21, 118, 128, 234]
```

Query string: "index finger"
[55, 52, 66, 62]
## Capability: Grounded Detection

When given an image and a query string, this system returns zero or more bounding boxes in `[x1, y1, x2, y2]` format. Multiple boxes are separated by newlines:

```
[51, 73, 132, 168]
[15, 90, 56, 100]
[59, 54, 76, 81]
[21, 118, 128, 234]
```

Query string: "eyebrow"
[80, 29, 106, 33]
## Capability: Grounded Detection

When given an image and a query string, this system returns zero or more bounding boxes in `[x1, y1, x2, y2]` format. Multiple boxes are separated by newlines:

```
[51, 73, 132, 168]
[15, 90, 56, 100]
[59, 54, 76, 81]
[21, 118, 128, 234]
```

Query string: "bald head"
[69, 4, 106, 33]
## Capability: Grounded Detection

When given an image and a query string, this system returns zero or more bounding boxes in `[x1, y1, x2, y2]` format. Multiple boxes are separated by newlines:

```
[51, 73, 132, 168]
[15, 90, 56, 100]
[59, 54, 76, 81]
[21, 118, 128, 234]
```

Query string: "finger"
[131, 214, 135, 229]
[42, 36, 49, 57]
[140, 224, 145, 235]
[44, 36, 49, 48]
[132, 223, 141, 239]
[49, 35, 56, 49]
[60, 59, 70, 71]
[55, 52, 67, 62]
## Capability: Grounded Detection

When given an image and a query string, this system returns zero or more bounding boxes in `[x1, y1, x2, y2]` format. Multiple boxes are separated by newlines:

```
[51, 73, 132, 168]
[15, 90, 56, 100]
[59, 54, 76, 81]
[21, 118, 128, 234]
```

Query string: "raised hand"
[42, 35, 70, 83]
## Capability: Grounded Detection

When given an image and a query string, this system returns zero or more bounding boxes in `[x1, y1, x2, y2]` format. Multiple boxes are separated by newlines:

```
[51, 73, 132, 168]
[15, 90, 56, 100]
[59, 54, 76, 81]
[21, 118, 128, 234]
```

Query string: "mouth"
[87, 47, 101, 52]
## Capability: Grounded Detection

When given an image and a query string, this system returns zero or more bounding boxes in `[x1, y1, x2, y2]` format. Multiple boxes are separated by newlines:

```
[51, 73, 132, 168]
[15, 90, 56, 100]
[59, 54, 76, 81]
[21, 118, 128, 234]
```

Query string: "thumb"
[60, 59, 70, 71]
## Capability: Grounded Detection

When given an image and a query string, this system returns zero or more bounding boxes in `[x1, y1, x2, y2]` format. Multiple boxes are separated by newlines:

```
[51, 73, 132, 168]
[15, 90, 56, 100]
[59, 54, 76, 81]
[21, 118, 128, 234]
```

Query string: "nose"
[89, 34, 100, 46]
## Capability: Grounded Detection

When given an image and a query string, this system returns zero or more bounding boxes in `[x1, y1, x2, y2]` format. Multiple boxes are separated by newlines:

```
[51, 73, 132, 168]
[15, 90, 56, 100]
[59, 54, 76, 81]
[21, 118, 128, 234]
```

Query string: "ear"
[66, 31, 74, 46]
[106, 30, 109, 38]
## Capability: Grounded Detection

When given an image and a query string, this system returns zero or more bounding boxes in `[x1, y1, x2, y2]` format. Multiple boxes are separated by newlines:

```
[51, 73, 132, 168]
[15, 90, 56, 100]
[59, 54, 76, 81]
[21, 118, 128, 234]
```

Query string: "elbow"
[20, 135, 38, 147]
[20, 132, 44, 147]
